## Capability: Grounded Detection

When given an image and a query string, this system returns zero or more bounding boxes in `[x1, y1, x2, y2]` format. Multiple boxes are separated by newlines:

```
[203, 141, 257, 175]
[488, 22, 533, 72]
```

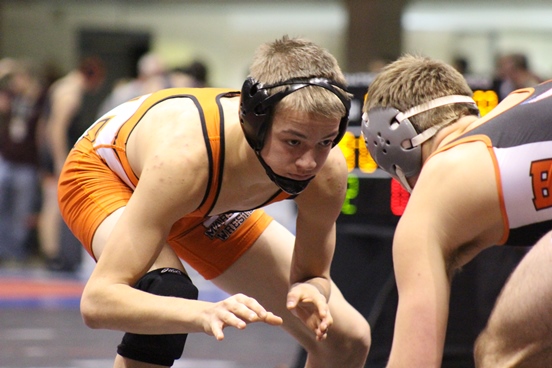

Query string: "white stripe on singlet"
[92, 94, 151, 190]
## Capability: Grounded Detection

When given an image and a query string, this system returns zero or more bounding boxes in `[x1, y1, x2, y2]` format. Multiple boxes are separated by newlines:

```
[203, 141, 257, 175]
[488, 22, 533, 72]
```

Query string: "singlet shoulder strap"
[189, 89, 239, 216]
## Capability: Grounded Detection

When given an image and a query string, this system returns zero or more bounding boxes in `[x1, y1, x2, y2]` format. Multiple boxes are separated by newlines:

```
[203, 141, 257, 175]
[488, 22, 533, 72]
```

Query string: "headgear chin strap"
[240, 76, 351, 195]
[361, 95, 478, 192]
[255, 152, 314, 195]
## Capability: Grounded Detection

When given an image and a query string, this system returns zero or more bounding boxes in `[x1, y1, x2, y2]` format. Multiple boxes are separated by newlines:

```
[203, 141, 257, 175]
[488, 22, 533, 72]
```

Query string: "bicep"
[93, 154, 208, 285]
[396, 146, 503, 277]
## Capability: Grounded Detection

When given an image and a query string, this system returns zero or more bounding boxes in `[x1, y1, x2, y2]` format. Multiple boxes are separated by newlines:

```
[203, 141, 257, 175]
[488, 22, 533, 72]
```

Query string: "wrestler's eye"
[287, 139, 300, 146]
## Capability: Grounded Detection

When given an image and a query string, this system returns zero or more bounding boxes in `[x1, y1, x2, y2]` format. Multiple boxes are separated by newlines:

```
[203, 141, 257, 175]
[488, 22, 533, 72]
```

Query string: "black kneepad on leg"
[117, 268, 199, 366]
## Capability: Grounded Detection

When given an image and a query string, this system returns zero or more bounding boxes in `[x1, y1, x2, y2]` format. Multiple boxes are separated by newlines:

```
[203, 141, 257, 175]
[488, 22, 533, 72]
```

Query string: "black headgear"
[239, 76, 350, 151]
[239, 76, 351, 195]
[362, 95, 478, 192]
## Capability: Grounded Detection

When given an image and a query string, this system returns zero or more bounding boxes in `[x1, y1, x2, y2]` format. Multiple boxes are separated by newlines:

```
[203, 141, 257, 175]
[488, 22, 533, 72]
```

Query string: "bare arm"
[386, 143, 505, 367]
[288, 147, 348, 340]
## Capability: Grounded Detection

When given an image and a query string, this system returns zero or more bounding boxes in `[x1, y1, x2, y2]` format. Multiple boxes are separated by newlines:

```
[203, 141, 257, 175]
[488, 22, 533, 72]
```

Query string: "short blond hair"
[364, 54, 476, 132]
[248, 35, 349, 120]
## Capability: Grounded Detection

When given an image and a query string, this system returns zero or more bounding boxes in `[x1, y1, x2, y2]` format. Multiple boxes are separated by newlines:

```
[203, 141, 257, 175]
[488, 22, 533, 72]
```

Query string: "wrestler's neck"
[422, 115, 480, 162]
[226, 123, 277, 187]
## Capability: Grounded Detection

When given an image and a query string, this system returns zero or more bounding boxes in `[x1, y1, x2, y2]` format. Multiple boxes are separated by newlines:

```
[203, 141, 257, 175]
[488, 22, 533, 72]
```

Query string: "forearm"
[289, 245, 332, 301]
[386, 295, 448, 368]
[81, 282, 208, 335]
[387, 256, 451, 368]
[290, 231, 335, 301]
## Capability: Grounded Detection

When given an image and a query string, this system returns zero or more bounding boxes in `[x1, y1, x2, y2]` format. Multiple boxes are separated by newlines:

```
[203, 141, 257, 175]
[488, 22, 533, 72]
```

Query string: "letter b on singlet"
[531, 159, 552, 210]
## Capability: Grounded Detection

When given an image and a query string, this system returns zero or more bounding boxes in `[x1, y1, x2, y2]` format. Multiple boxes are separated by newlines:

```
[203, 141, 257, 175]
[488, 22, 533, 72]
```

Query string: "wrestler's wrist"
[299, 277, 331, 302]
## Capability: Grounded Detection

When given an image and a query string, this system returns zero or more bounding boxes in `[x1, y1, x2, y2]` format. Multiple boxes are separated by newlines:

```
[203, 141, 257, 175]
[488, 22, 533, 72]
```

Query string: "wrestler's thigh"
[91, 207, 125, 260]
[486, 232, 552, 337]
[476, 231, 552, 367]
[210, 220, 370, 352]
[92, 207, 184, 272]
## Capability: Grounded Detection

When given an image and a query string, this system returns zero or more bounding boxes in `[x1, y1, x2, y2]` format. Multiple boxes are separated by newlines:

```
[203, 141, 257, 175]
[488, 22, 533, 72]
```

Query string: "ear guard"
[361, 95, 478, 192]
[362, 107, 422, 191]
[240, 76, 351, 151]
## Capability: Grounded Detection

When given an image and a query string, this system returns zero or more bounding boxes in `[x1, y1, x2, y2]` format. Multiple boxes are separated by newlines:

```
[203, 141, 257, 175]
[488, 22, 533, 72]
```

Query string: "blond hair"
[248, 35, 349, 119]
[364, 54, 476, 132]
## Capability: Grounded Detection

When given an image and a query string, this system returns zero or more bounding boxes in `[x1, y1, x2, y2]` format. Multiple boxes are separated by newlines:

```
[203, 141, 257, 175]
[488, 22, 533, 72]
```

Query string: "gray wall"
[1, 0, 551, 87]
[0, 1, 347, 87]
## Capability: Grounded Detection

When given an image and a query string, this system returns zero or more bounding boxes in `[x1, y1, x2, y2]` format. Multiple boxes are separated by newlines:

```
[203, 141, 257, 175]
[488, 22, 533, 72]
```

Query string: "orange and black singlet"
[435, 80, 552, 245]
[58, 88, 291, 279]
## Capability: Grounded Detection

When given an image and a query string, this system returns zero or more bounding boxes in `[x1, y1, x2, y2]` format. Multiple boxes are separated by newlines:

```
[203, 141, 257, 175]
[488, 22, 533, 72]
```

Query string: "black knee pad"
[117, 268, 199, 366]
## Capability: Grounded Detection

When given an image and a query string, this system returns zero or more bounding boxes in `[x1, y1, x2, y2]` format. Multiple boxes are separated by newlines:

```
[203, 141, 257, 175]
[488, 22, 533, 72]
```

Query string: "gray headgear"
[361, 95, 477, 192]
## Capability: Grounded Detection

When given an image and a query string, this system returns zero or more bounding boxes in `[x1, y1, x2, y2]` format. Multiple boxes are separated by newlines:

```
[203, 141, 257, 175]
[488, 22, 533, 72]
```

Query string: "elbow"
[80, 288, 108, 329]
[81, 313, 102, 330]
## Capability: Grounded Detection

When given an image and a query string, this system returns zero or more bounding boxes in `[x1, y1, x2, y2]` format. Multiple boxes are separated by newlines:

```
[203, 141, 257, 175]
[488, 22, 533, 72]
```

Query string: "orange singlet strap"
[87, 88, 239, 215]
[189, 89, 241, 216]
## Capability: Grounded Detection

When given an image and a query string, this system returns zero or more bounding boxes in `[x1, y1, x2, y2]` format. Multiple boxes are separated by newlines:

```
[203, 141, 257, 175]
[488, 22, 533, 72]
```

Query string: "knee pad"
[117, 267, 199, 366]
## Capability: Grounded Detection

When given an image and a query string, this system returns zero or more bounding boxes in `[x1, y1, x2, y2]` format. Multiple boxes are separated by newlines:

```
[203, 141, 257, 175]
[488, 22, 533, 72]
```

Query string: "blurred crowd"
[0, 53, 209, 273]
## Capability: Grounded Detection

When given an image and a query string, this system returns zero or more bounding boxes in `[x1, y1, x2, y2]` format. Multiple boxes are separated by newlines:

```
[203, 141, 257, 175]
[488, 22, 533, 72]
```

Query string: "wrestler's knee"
[117, 268, 199, 366]
[474, 328, 519, 368]
[476, 328, 552, 368]
[333, 318, 371, 364]
[474, 328, 496, 368]
[306, 315, 371, 368]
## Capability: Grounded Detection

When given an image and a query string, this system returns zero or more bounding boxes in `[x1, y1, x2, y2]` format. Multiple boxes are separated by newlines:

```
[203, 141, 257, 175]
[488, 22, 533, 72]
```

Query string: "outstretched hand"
[286, 282, 333, 341]
[201, 293, 282, 341]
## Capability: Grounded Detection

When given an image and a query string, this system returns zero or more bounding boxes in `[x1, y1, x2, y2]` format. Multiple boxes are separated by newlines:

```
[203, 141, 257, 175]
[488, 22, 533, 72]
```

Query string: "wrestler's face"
[260, 109, 340, 180]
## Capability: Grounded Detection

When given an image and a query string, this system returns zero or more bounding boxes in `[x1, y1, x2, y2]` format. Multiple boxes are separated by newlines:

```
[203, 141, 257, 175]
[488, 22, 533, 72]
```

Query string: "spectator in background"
[170, 59, 210, 88]
[38, 55, 105, 272]
[0, 59, 14, 116]
[367, 56, 392, 73]
[495, 52, 542, 100]
[0, 59, 47, 264]
[452, 56, 469, 75]
[100, 55, 211, 117]
[98, 52, 170, 115]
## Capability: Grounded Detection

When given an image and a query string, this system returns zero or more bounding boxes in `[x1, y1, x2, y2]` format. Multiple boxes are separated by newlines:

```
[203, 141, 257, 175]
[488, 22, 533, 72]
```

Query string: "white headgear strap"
[396, 95, 477, 147]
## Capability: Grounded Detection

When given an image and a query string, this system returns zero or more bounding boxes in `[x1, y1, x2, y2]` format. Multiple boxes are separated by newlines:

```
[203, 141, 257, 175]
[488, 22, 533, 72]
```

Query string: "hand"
[286, 282, 333, 341]
[201, 293, 283, 341]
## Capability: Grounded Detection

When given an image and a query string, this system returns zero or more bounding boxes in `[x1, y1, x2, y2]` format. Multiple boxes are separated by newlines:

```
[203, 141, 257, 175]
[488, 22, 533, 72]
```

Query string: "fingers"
[309, 307, 332, 341]
[227, 293, 282, 324]
[315, 309, 333, 341]
[204, 294, 283, 340]
[211, 323, 226, 341]
[286, 283, 333, 341]
[265, 311, 284, 326]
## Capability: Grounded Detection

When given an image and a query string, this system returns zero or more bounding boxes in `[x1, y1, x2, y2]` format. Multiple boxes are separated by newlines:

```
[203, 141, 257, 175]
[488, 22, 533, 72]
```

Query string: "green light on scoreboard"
[341, 174, 359, 215]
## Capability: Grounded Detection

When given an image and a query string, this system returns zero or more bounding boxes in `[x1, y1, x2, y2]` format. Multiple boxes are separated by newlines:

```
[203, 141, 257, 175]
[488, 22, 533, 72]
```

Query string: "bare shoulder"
[294, 147, 348, 218]
[401, 141, 504, 260]
[323, 146, 349, 179]
[133, 97, 208, 167]
[422, 141, 495, 192]
[414, 141, 498, 212]
[306, 147, 348, 198]
[128, 97, 212, 214]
